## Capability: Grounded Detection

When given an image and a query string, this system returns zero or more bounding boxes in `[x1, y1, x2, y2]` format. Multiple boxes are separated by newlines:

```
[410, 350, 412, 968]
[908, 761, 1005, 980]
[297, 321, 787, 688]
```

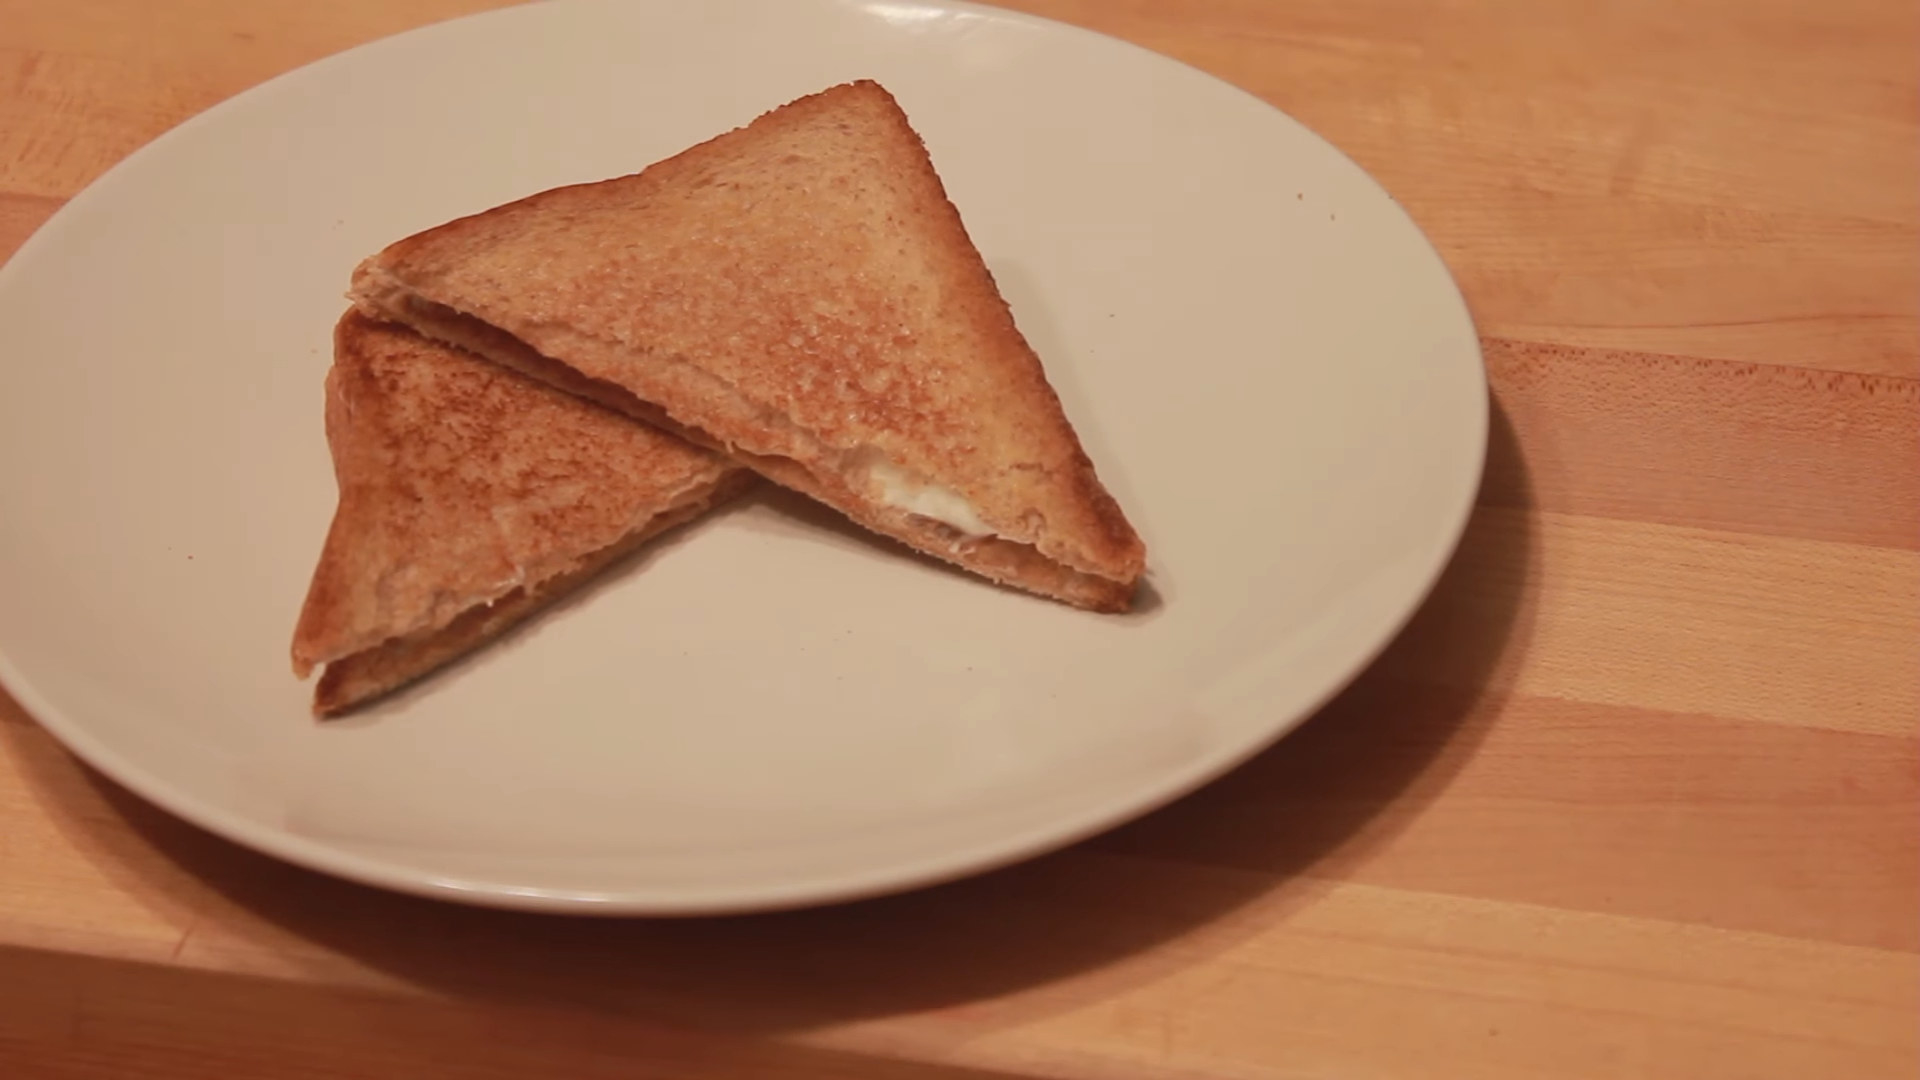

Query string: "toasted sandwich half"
[349, 80, 1146, 612]
[291, 311, 752, 716]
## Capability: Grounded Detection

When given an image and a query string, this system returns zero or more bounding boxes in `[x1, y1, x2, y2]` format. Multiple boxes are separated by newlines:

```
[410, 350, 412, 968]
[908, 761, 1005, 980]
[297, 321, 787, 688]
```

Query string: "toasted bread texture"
[291, 312, 751, 716]
[351, 79, 1146, 612]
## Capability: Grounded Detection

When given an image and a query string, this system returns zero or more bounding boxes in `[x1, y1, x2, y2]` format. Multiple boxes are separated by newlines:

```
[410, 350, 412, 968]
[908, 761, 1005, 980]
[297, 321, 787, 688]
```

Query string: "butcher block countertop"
[1, 1, 1915, 1077]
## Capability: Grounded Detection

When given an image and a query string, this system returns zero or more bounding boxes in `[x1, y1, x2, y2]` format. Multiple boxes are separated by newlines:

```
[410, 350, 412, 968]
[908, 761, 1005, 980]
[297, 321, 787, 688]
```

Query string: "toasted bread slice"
[350, 80, 1146, 612]
[291, 312, 751, 716]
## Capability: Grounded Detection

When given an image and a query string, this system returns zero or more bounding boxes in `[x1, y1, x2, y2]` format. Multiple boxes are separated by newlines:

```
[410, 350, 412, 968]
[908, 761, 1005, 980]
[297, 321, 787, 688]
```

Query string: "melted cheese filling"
[858, 457, 993, 538]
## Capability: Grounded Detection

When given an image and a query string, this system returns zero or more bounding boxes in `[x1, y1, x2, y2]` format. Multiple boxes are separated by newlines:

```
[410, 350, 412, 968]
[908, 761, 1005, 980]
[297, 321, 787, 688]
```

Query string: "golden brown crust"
[351, 79, 1145, 610]
[290, 312, 750, 713]
[312, 471, 751, 715]
[367, 294, 1134, 611]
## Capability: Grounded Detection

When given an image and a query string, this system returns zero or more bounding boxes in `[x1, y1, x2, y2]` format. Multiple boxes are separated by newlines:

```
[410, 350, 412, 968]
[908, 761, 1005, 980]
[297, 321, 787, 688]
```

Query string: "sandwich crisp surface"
[291, 312, 750, 715]
[351, 79, 1146, 611]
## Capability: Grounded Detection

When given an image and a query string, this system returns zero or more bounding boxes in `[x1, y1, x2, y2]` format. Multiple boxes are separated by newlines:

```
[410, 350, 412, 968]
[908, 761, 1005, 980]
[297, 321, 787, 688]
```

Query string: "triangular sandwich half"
[348, 80, 1146, 612]
[291, 311, 752, 716]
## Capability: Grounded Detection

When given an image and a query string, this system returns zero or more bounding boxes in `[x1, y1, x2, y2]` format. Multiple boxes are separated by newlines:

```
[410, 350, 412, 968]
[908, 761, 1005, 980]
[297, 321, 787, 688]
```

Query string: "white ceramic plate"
[0, 0, 1484, 913]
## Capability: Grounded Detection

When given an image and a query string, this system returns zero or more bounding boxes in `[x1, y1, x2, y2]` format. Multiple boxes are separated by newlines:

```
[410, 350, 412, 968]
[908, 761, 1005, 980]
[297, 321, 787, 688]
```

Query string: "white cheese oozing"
[863, 458, 994, 537]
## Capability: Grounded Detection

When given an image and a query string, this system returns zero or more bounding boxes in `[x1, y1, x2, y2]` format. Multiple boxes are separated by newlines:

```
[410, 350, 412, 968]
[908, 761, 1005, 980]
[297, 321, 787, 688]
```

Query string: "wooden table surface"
[2, 1, 1915, 1077]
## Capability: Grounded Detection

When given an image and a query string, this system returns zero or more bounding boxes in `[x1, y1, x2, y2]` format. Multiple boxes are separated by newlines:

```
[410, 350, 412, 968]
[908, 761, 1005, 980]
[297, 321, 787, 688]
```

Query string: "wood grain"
[1385, 508, 1917, 736]
[1486, 343, 1919, 548]
[1, 1, 1915, 1078]
[1025, 0, 1920, 376]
